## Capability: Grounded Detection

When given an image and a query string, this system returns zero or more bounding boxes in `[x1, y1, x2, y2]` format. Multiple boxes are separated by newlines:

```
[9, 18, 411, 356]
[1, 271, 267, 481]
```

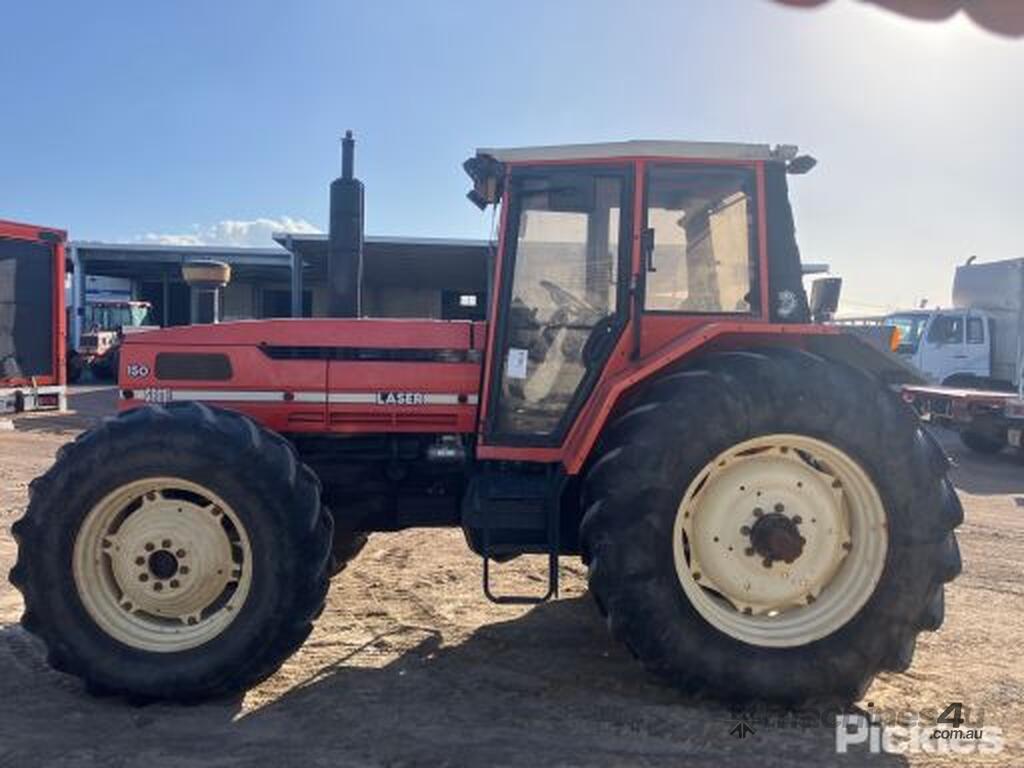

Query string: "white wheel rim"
[672, 434, 888, 647]
[72, 477, 253, 652]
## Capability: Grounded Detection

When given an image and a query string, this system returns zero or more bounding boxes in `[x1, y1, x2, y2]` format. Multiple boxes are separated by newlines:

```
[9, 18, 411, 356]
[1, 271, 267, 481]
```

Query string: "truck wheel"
[581, 348, 962, 704]
[959, 429, 1003, 455]
[10, 402, 332, 701]
[66, 353, 84, 384]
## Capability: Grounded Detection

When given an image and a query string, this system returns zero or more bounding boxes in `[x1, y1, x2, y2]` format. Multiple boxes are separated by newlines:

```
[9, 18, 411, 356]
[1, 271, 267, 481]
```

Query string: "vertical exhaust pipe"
[328, 130, 364, 317]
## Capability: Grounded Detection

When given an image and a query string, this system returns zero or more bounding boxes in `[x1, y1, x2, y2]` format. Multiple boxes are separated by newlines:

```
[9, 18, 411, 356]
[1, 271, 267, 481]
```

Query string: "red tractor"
[11, 138, 961, 704]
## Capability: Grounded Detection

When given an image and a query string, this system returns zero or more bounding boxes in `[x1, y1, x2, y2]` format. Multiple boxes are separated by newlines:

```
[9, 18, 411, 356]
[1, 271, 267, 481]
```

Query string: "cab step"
[462, 472, 561, 605]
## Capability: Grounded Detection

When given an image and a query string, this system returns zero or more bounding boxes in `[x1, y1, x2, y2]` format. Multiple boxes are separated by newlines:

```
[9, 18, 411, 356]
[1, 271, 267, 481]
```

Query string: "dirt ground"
[0, 387, 1021, 767]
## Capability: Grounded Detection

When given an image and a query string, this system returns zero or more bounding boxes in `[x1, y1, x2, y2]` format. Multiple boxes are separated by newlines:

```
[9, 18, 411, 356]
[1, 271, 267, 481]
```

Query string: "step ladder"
[463, 473, 561, 605]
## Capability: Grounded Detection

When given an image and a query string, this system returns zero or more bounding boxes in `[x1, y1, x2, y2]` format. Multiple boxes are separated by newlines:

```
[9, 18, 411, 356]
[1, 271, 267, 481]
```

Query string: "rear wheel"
[959, 429, 1004, 455]
[10, 402, 332, 701]
[581, 348, 962, 704]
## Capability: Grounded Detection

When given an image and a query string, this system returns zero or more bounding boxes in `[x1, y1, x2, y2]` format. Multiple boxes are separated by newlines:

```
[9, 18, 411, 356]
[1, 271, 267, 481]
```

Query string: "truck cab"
[888, 307, 992, 385]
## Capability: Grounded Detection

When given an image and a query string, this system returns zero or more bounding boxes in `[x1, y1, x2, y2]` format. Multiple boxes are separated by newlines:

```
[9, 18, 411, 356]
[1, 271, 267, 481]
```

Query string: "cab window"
[966, 317, 985, 345]
[491, 168, 629, 439]
[926, 315, 964, 344]
[644, 165, 758, 313]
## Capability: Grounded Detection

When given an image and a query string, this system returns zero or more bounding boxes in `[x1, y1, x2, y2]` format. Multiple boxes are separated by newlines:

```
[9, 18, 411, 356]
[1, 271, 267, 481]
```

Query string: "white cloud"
[138, 216, 321, 247]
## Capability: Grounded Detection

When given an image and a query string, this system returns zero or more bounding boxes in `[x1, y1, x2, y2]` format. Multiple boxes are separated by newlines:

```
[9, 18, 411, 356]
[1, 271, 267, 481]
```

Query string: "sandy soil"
[0, 387, 1021, 767]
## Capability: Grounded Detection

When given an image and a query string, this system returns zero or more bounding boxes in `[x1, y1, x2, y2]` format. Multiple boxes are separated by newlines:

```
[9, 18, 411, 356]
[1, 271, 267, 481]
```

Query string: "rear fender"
[563, 323, 921, 475]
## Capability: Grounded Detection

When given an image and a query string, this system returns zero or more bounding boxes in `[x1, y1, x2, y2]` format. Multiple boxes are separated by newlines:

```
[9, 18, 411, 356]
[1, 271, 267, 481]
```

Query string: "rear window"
[967, 317, 985, 344]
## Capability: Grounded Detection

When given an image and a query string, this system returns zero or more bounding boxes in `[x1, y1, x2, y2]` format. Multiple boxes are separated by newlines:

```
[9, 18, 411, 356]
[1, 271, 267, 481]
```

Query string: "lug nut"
[774, 503, 785, 513]
[753, 508, 764, 518]
[169, 579, 180, 589]
[139, 573, 149, 582]
[762, 558, 773, 568]
[153, 582, 163, 592]
[744, 547, 755, 556]
[135, 556, 145, 565]
[740, 525, 751, 536]
[161, 539, 172, 548]
[179, 566, 190, 575]
[176, 549, 186, 558]
[144, 542, 155, 552]
[792, 515, 802, 524]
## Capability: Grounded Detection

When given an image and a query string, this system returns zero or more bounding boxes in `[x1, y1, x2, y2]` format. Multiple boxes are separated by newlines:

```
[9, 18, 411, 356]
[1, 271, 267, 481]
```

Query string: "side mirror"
[809, 277, 842, 323]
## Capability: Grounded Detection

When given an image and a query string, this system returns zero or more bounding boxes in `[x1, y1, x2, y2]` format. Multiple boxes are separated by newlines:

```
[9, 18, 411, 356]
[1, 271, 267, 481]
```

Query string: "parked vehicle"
[69, 299, 155, 382]
[0, 219, 66, 414]
[902, 258, 1024, 454]
[11, 138, 961, 705]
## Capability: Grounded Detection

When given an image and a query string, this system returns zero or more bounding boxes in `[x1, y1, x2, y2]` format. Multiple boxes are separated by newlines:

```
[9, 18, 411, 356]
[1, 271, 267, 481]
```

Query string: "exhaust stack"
[328, 130, 364, 317]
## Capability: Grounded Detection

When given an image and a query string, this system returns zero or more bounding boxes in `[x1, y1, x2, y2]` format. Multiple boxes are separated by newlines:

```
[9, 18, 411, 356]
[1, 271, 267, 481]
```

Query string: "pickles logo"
[836, 702, 1004, 755]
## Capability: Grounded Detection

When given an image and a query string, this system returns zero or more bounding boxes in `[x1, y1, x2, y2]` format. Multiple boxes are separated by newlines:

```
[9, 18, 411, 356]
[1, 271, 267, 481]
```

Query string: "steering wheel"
[539, 280, 603, 320]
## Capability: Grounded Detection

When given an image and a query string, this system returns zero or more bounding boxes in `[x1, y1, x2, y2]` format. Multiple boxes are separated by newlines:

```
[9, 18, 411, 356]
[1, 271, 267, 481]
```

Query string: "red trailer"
[0, 219, 67, 414]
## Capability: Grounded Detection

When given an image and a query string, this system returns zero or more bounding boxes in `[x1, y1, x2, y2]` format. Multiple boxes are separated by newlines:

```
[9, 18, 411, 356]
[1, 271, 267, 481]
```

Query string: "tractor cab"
[464, 141, 814, 461]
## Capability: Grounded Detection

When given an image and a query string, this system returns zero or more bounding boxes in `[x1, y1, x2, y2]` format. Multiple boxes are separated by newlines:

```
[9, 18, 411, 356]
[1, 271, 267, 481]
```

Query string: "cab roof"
[475, 140, 799, 165]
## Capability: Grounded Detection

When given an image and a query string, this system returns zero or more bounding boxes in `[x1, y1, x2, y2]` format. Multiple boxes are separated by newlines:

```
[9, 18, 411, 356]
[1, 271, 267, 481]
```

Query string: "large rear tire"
[10, 402, 332, 701]
[581, 348, 962, 705]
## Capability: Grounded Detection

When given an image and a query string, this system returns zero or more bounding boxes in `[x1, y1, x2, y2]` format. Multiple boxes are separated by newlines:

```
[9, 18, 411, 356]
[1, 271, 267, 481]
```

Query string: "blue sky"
[2, 0, 1022, 312]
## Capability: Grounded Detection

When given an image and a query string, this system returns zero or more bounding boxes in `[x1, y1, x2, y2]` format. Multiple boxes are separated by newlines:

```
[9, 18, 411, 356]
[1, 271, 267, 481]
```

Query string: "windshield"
[84, 304, 152, 331]
[887, 313, 928, 354]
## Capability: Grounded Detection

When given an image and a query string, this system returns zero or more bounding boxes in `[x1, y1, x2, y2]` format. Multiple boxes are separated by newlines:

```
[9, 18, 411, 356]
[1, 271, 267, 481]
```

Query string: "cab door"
[483, 164, 633, 446]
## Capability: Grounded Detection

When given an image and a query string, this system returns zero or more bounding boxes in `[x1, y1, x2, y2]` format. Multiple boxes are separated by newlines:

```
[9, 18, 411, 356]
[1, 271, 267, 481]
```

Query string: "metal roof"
[475, 140, 799, 164]
[273, 233, 490, 249]
[72, 241, 285, 258]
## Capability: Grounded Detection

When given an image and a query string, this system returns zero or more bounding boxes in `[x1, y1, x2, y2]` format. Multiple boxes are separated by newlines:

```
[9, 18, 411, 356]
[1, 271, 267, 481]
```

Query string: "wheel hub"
[72, 478, 253, 652]
[672, 435, 889, 647]
[147, 549, 179, 580]
[748, 512, 805, 564]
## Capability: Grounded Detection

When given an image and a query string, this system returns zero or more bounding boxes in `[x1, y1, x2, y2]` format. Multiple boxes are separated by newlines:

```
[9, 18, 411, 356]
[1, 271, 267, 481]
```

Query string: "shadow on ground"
[929, 426, 1024, 497]
[0, 597, 905, 767]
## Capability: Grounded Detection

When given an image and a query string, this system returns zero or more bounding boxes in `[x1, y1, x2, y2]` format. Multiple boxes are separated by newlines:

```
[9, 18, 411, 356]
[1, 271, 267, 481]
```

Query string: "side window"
[644, 165, 758, 313]
[966, 317, 985, 345]
[926, 315, 964, 344]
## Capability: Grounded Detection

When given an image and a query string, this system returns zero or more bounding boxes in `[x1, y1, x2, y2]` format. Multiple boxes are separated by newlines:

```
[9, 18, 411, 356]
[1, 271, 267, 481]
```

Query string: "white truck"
[902, 258, 1024, 455]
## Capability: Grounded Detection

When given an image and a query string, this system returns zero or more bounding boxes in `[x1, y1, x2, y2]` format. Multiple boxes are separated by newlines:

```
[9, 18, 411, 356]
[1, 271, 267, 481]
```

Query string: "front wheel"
[581, 348, 963, 704]
[10, 402, 332, 701]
